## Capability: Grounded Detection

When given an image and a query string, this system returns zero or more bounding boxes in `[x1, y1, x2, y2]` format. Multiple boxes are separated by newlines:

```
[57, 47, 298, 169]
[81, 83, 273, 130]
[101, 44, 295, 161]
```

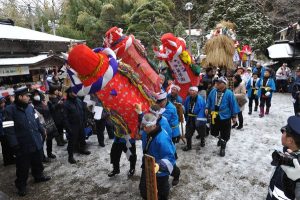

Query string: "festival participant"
[252, 63, 266, 78]
[292, 67, 300, 116]
[232, 74, 247, 130]
[242, 67, 252, 86]
[135, 104, 181, 186]
[156, 92, 181, 145]
[266, 116, 300, 200]
[205, 76, 240, 156]
[167, 85, 183, 105]
[256, 69, 276, 117]
[139, 113, 176, 199]
[182, 87, 206, 151]
[276, 63, 291, 93]
[4, 87, 51, 196]
[246, 72, 260, 115]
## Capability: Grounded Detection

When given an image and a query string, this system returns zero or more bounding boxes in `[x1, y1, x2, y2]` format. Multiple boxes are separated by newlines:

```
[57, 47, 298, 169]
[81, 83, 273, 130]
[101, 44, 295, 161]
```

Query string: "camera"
[271, 150, 298, 167]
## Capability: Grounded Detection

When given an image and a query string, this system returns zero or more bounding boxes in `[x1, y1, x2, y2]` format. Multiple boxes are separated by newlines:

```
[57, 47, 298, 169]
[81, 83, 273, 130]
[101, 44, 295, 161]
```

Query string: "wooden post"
[174, 102, 186, 144]
[144, 154, 158, 200]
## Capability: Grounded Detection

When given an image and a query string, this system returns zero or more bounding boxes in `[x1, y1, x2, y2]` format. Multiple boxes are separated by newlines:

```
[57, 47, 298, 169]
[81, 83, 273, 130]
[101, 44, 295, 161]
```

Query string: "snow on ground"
[0, 93, 295, 200]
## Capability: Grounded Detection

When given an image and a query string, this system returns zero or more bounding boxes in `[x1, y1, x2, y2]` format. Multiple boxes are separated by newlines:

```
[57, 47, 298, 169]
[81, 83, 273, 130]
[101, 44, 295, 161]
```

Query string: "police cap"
[286, 116, 300, 136]
[14, 86, 31, 96]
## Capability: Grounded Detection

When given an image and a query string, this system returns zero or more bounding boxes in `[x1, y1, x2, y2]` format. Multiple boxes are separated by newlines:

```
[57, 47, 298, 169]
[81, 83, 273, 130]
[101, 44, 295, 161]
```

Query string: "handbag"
[44, 117, 58, 137]
[238, 97, 248, 107]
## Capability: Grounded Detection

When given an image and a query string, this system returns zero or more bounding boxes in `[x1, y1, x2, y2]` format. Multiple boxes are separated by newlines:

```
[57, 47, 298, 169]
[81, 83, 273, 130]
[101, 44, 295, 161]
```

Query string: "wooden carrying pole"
[145, 154, 158, 200]
[174, 102, 186, 144]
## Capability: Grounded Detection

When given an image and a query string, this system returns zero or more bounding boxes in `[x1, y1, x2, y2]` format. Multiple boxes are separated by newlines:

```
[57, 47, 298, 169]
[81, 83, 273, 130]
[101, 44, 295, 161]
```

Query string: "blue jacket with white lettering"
[4, 103, 44, 154]
[141, 126, 176, 177]
[162, 102, 180, 138]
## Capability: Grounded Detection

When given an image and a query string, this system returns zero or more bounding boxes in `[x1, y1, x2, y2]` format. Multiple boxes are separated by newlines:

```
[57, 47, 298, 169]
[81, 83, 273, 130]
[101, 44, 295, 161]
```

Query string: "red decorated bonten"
[67, 44, 154, 139]
[104, 26, 161, 93]
[153, 33, 200, 100]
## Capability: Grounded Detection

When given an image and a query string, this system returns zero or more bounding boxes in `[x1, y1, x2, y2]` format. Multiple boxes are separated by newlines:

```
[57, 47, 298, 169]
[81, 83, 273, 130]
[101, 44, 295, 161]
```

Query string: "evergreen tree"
[203, 0, 274, 50]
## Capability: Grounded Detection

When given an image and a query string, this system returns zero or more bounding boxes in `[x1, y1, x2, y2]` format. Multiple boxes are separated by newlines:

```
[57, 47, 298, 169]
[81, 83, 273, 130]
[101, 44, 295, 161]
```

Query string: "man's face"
[253, 74, 258, 79]
[189, 89, 197, 97]
[143, 125, 155, 134]
[236, 69, 243, 75]
[264, 71, 270, 78]
[157, 99, 167, 108]
[171, 88, 178, 96]
[18, 94, 30, 104]
[257, 64, 261, 68]
[216, 82, 225, 90]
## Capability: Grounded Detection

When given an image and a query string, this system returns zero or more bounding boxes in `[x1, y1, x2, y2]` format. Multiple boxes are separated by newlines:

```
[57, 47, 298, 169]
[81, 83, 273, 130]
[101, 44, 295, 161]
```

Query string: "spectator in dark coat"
[0, 96, 15, 166]
[48, 88, 67, 146]
[4, 87, 50, 196]
[63, 87, 90, 164]
[292, 67, 300, 116]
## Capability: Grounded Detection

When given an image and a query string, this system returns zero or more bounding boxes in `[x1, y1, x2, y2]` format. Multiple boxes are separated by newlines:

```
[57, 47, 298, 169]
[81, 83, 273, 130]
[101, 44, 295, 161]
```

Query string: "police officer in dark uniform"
[267, 116, 300, 200]
[63, 87, 90, 164]
[4, 87, 51, 196]
[0, 95, 15, 166]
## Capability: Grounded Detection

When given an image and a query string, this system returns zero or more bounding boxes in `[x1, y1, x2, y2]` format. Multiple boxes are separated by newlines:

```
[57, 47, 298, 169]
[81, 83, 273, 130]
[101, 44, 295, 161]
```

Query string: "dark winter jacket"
[48, 96, 64, 125]
[3, 103, 44, 154]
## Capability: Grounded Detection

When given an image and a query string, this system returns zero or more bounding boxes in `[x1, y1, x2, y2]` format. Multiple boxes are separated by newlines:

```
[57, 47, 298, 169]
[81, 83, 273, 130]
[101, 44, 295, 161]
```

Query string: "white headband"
[156, 92, 167, 101]
[141, 115, 158, 127]
[189, 86, 198, 92]
[171, 85, 181, 92]
[149, 107, 165, 117]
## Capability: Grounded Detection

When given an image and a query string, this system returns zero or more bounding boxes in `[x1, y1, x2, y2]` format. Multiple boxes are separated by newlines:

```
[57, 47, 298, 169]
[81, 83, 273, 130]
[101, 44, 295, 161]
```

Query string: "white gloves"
[281, 159, 300, 181]
[265, 91, 271, 97]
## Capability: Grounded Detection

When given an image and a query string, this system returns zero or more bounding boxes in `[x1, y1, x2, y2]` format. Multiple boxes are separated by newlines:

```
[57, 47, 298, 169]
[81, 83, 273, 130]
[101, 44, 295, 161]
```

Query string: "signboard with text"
[0, 66, 30, 77]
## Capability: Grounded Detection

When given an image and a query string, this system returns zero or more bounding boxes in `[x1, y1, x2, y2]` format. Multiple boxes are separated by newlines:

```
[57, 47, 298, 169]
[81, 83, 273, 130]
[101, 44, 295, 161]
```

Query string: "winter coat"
[141, 126, 176, 177]
[63, 97, 86, 137]
[162, 102, 180, 138]
[33, 100, 58, 137]
[184, 95, 206, 123]
[0, 109, 3, 137]
[233, 82, 247, 111]
[167, 93, 183, 104]
[267, 150, 300, 200]
[276, 66, 291, 80]
[3, 103, 44, 154]
[246, 78, 260, 98]
[48, 96, 64, 126]
[206, 88, 240, 120]
[256, 77, 276, 98]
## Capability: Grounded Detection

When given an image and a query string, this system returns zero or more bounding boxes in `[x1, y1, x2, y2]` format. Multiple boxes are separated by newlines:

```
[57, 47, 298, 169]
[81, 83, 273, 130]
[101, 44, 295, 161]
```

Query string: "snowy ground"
[0, 93, 294, 200]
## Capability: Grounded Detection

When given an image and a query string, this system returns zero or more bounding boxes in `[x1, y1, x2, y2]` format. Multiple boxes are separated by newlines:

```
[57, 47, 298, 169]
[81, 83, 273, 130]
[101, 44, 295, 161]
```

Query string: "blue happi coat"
[162, 102, 180, 138]
[184, 95, 206, 123]
[141, 127, 176, 177]
[256, 77, 276, 98]
[206, 88, 240, 120]
[246, 77, 260, 98]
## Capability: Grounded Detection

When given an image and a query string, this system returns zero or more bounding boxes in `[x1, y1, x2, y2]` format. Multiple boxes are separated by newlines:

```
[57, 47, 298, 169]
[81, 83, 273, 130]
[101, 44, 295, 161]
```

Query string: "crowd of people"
[0, 62, 300, 199]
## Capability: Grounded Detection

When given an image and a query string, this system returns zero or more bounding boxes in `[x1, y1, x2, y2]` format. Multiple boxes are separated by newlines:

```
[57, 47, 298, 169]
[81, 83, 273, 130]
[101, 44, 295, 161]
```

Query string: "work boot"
[172, 177, 180, 186]
[219, 140, 226, 157]
[128, 168, 135, 177]
[42, 155, 50, 163]
[68, 156, 76, 164]
[217, 139, 221, 146]
[47, 153, 56, 159]
[108, 168, 120, 177]
[259, 107, 264, 118]
[248, 107, 252, 115]
[200, 138, 205, 147]
[254, 106, 258, 112]
[182, 138, 192, 151]
[182, 146, 191, 151]
[35, 175, 51, 183]
[232, 122, 238, 128]
[17, 187, 27, 197]
[79, 149, 91, 155]
[265, 107, 270, 115]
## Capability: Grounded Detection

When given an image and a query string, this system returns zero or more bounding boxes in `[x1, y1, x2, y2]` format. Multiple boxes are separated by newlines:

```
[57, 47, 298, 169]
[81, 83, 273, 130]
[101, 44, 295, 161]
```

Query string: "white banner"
[168, 56, 191, 84]
[0, 66, 30, 77]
